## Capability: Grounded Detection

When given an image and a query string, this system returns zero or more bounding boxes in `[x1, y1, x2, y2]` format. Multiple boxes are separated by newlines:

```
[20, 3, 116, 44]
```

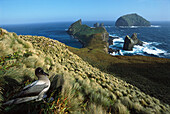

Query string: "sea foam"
[109, 37, 167, 58]
[150, 25, 161, 28]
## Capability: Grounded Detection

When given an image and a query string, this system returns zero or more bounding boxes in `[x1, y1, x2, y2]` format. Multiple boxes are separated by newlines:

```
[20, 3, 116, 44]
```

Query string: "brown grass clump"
[23, 41, 33, 49]
[112, 100, 130, 114]
[86, 103, 107, 114]
[120, 96, 133, 109]
[35, 57, 45, 68]
[12, 43, 24, 52]
[0, 41, 6, 51]
[23, 55, 39, 68]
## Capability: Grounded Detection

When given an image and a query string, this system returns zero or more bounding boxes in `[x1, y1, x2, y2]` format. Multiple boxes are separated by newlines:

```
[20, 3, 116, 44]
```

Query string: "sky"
[0, 0, 170, 24]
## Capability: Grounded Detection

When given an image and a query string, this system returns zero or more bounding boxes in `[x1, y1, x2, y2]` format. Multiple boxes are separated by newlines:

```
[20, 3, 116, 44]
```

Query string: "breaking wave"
[109, 36, 168, 58]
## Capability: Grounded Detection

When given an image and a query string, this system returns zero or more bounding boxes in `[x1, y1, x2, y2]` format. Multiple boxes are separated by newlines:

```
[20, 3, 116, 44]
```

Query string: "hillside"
[69, 46, 170, 105]
[0, 28, 170, 113]
[115, 13, 151, 27]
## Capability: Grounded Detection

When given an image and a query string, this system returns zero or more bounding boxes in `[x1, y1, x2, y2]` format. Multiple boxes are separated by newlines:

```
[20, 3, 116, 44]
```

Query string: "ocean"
[1, 21, 170, 58]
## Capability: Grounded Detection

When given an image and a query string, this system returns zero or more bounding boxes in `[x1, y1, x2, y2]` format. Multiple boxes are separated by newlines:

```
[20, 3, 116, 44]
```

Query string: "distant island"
[115, 13, 151, 27]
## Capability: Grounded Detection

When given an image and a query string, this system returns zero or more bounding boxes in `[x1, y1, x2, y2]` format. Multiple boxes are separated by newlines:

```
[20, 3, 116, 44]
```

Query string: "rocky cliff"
[115, 13, 151, 27]
[0, 28, 169, 113]
[67, 20, 109, 53]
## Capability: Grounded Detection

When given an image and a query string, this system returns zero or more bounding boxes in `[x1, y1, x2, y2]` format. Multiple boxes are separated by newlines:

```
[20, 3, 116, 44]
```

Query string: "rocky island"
[115, 13, 151, 27]
[67, 19, 109, 53]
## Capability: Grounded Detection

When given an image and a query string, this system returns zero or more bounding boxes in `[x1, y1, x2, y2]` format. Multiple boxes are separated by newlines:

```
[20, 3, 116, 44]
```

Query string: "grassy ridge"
[0, 28, 169, 113]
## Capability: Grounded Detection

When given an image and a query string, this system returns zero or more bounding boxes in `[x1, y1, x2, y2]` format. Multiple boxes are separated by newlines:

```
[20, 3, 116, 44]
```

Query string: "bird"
[3, 67, 51, 105]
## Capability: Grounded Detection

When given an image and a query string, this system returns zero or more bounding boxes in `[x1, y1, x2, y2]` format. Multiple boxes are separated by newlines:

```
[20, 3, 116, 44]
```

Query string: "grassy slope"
[0, 28, 169, 113]
[68, 46, 170, 105]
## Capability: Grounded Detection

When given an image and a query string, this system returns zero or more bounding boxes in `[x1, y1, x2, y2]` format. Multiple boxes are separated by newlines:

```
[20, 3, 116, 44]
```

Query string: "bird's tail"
[3, 96, 38, 106]
[2, 99, 15, 106]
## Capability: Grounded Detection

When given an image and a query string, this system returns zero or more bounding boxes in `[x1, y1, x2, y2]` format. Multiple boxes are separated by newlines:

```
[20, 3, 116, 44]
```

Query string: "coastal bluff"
[67, 19, 109, 53]
[115, 13, 151, 27]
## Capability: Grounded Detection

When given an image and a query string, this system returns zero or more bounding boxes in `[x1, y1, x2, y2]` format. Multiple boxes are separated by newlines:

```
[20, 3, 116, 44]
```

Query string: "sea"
[1, 21, 170, 59]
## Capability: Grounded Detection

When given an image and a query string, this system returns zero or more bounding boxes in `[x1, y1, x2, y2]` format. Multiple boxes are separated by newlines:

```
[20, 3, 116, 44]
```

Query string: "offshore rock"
[123, 35, 134, 51]
[131, 33, 143, 46]
[94, 23, 100, 27]
[123, 33, 143, 51]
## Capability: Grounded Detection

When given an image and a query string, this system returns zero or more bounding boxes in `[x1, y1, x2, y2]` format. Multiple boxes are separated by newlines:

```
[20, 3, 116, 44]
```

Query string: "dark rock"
[100, 23, 104, 27]
[123, 35, 134, 51]
[94, 23, 104, 27]
[115, 13, 151, 27]
[94, 23, 100, 27]
[108, 48, 116, 53]
[123, 33, 143, 51]
[131, 33, 143, 46]
[108, 36, 119, 45]
[108, 38, 113, 45]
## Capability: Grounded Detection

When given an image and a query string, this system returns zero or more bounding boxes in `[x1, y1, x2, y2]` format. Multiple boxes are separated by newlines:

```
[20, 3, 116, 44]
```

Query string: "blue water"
[1, 22, 82, 48]
[1, 21, 170, 58]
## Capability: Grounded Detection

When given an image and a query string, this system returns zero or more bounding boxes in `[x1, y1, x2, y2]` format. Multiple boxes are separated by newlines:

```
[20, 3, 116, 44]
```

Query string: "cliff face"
[0, 29, 170, 113]
[115, 13, 151, 27]
[67, 20, 109, 53]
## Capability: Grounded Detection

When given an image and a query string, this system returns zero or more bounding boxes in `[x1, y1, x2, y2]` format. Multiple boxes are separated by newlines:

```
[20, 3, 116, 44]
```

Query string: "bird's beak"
[43, 72, 49, 76]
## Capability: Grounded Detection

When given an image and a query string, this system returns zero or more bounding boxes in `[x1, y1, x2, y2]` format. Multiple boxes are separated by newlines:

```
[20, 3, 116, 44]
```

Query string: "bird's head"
[35, 67, 49, 78]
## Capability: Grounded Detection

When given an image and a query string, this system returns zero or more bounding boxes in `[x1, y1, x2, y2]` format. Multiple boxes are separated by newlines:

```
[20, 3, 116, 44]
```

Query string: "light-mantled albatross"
[3, 67, 51, 105]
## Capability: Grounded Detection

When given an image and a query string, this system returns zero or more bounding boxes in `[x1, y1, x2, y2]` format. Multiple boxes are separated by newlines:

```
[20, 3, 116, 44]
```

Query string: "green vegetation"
[67, 19, 109, 48]
[115, 13, 151, 26]
[0, 28, 170, 113]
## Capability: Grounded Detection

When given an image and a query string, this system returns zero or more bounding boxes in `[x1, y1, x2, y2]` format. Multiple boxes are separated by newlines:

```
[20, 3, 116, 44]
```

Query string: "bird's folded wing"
[23, 81, 38, 90]
[17, 81, 49, 98]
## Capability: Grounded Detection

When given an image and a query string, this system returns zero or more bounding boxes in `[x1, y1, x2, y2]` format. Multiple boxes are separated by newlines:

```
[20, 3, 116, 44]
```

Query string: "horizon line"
[1, 20, 170, 25]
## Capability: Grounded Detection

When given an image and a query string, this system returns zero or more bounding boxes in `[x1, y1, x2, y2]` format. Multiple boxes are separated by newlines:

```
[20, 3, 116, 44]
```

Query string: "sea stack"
[115, 13, 151, 27]
[123, 33, 143, 51]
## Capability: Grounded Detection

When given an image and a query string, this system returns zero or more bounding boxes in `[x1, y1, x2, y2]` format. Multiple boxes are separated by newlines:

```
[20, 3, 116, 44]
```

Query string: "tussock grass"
[68, 45, 170, 105]
[0, 28, 169, 114]
[86, 103, 107, 114]
[112, 100, 130, 114]
[0, 41, 6, 51]
[23, 55, 39, 68]
[35, 57, 45, 68]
